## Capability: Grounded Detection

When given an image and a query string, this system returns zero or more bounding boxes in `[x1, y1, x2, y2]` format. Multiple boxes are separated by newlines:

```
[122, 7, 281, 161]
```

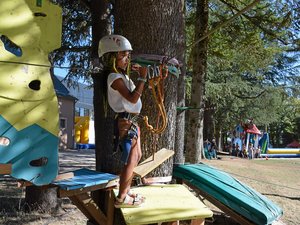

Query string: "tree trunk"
[185, 0, 209, 163]
[24, 186, 60, 213]
[114, 0, 185, 176]
[175, 63, 186, 165]
[174, 5, 187, 166]
[90, 0, 119, 175]
[203, 100, 214, 140]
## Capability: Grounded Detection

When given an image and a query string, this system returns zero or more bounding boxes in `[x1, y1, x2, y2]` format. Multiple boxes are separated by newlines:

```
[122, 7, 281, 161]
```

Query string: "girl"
[98, 34, 147, 207]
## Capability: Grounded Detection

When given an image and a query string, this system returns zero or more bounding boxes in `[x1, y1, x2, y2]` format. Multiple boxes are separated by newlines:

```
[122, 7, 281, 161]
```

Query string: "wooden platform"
[0, 163, 11, 174]
[133, 148, 174, 178]
[52, 168, 119, 225]
[50, 149, 175, 225]
[113, 184, 213, 225]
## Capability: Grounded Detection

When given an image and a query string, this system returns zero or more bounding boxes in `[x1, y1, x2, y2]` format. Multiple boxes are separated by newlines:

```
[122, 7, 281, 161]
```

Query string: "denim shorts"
[120, 123, 139, 164]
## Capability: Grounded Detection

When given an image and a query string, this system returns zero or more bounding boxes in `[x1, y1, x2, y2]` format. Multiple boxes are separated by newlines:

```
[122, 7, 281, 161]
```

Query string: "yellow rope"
[143, 66, 168, 134]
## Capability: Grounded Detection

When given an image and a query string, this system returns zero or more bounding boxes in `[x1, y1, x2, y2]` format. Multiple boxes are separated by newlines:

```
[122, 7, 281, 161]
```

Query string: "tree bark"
[174, 4, 187, 166]
[89, 0, 119, 222]
[203, 100, 214, 140]
[185, 0, 209, 163]
[114, 0, 185, 176]
[90, 0, 120, 175]
[24, 186, 60, 213]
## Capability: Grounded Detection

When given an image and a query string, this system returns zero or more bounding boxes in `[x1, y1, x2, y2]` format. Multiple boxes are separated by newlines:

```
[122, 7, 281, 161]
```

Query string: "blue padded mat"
[52, 168, 118, 190]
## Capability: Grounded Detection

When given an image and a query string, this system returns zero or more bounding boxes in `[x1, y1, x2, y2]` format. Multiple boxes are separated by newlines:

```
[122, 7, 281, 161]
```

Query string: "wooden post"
[69, 193, 108, 225]
[191, 218, 205, 225]
[106, 190, 114, 225]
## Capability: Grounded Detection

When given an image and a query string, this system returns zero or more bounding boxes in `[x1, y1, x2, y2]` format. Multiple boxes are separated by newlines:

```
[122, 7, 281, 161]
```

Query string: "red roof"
[286, 140, 300, 148]
[245, 124, 261, 135]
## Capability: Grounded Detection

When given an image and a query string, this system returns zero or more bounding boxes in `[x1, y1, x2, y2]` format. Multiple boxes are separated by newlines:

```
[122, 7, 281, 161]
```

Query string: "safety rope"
[143, 64, 168, 134]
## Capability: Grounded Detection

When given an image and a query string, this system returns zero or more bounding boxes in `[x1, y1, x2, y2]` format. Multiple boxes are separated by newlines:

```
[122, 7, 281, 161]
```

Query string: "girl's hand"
[131, 63, 147, 79]
[138, 66, 148, 79]
[131, 63, 141, 71]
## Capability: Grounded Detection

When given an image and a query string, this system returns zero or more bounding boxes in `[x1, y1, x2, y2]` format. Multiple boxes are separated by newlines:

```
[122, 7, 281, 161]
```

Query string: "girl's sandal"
[114, 194, 144, 208]
[127, 190, 146, 202]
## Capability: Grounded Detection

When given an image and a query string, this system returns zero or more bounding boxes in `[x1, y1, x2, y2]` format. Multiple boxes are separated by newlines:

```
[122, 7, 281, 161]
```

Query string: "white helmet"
[98, 34, 133, 58]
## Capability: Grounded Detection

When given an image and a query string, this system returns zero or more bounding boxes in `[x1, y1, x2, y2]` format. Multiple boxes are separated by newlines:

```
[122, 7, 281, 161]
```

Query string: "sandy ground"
[204, 155, 300, 225]
[1, 149, 299, 225]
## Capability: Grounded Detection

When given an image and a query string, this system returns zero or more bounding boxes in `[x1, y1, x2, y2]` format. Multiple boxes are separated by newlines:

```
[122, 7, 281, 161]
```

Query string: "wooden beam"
[183, 181, 255, 225]
[163, 221, 179, 225]
[17, 181, 33, 187]
[134, 148, 174, 178]
[142, 176, 172, 184]
[69, 193, 107, 225]
[0, 164, 11, 174]
[106, 190, 115, 225]
[191, 218, 205, 225]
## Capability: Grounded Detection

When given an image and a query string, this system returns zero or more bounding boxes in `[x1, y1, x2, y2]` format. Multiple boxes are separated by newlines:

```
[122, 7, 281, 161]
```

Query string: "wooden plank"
[183, 181, 255, 225]
[17, 181, 32, 187]
[69, 195, 93, 221]
[54, 172, 74, 181]
[58, 178, 119, 198]
[134, 148, 174, 177]
[70, 193, 107, 225]
[0, 164, 11, 174]
[142, 176, 172, 184]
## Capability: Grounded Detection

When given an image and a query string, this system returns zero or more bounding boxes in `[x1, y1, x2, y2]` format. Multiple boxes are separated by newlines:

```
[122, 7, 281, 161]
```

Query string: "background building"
[56, 76, 95, 148]
[52, 75, 77, 149]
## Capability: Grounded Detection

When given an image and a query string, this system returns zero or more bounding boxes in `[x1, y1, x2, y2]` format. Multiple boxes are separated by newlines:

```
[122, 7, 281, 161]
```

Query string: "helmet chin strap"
[112, 57, 119, 73]
[112, 56, 131, 77]
[126, 60, 131, 76]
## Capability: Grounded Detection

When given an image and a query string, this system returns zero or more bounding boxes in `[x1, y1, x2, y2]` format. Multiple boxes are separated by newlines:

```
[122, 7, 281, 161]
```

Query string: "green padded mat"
[173, 163, 283, 225]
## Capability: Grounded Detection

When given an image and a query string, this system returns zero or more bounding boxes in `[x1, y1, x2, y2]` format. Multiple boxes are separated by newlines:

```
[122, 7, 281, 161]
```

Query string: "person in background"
[248, 143, 254, 159]
[98, 34, 147, 208]
[210, 138, 218, 159]
[232, 143, 236, 156]
[242, 144, 248, 158]
[235, 144, 240, 157]
[255, 146, 261, 158]
[204, 139, 212, 159]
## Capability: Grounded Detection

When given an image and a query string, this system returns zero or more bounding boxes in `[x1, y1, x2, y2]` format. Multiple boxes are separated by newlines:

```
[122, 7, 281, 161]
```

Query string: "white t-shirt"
[107, 73, 142, 113]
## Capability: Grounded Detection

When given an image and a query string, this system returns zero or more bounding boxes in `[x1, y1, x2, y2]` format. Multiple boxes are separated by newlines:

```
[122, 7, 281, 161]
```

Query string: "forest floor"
[0, 149, 299, 225]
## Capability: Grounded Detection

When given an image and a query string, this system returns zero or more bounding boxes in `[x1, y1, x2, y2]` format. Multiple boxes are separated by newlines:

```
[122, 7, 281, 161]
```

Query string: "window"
[84, 108, 90, 116]
[60, 118, 67, 129]
[75, 107, 80, 116]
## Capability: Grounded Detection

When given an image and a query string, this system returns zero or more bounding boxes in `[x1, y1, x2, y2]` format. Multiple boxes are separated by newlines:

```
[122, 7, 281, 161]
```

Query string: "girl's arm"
[111, 67, 147, 103]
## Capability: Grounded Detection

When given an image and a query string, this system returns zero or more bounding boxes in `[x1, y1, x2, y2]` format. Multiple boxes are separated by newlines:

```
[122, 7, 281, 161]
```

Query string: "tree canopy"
[185, 0, 300, 146]
[53, 0, 300, 150]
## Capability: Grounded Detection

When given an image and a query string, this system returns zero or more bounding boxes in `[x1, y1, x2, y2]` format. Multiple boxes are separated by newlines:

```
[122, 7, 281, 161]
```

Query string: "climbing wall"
[0, 0, 62, 185]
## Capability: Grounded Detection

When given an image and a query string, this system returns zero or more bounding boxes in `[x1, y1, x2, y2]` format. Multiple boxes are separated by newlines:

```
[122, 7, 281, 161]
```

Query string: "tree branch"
[233, 89, 266, 99]
[187, 0, 262, 50]
[218, 0, 289, 45]
[79, 0, 91, 9]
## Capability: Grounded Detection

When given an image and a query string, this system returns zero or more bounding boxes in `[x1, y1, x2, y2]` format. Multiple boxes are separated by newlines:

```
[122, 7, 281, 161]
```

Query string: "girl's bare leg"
[118, 138, 140, 200]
